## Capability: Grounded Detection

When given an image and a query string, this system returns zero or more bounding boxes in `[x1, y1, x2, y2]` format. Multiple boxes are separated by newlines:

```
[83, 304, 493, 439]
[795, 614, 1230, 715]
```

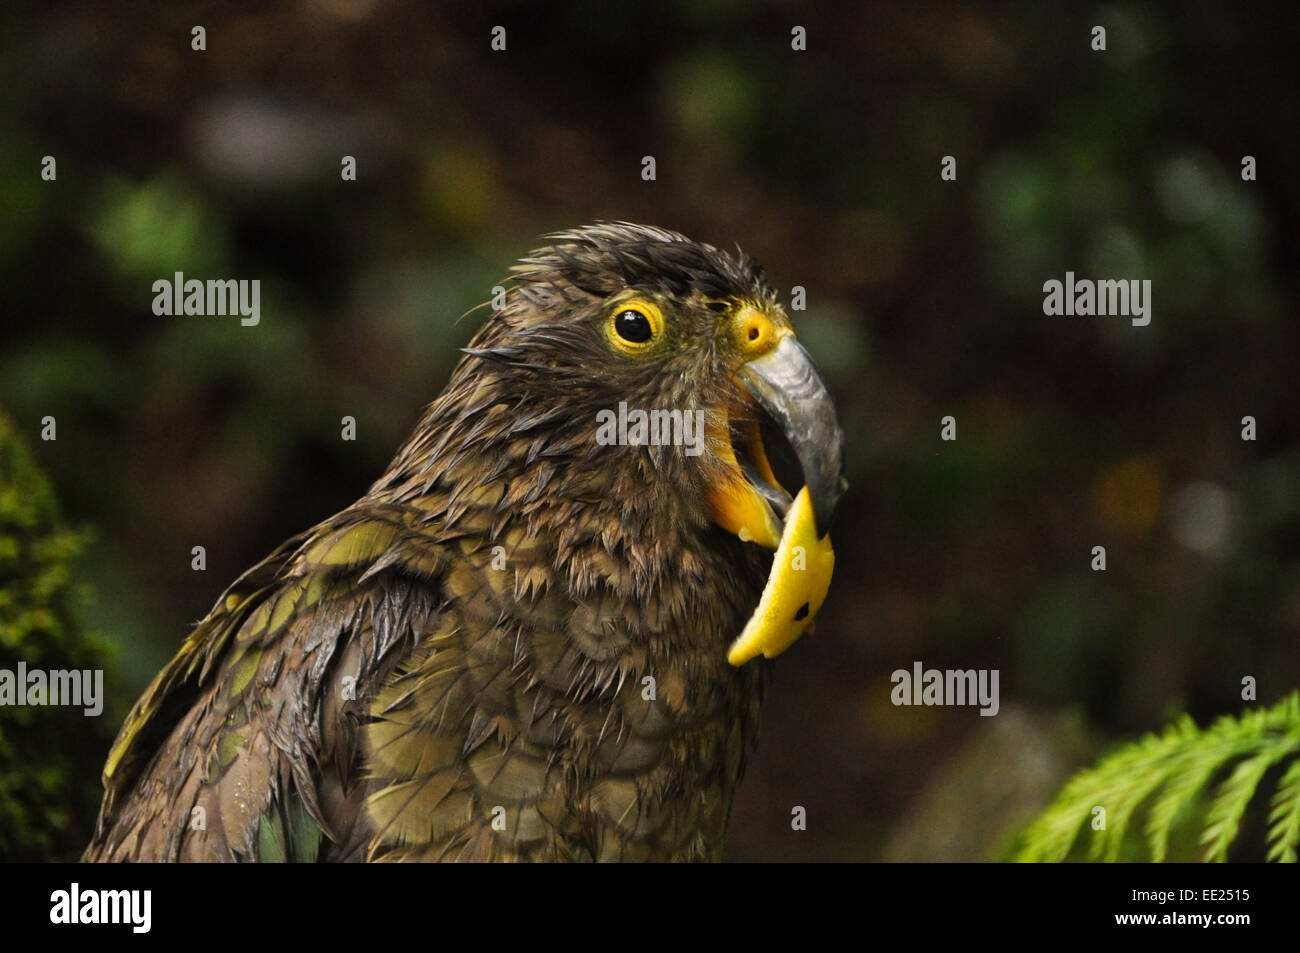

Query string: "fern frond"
[1016, 718, 1192, 862]
[1145, 728, 1249, 862]
[1267, 745, 1300, 862]
[1201, 727, 1298, 861]
[1018, 692, 1300, 862]
[1088, 732, 1182, 862]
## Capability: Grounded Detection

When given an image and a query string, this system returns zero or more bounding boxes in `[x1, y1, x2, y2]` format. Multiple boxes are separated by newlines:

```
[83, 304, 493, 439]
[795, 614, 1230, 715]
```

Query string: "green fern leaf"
[1146, 731, 1244, 863]
[1201, 727, 1297, 861]
[1018, 693, 1300, 863]
[1267, 758, 1300, 863]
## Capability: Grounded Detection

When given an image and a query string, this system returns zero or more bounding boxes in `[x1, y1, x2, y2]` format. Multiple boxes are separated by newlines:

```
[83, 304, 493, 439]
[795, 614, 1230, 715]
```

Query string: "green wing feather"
[87, 509, 446, 861]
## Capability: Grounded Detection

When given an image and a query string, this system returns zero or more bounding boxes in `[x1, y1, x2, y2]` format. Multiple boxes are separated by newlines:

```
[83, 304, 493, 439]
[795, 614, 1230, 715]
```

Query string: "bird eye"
[615, 309, 653, 343]
[606, 298, 664, 353]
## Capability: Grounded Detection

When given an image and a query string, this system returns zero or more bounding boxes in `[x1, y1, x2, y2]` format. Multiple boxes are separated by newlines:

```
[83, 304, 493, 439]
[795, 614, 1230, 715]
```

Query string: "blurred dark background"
[1, 1, 1297, 860]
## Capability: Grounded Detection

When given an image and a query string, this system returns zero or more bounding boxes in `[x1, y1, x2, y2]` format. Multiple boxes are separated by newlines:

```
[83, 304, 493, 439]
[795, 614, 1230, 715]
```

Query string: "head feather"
[514, 221, 773, 301]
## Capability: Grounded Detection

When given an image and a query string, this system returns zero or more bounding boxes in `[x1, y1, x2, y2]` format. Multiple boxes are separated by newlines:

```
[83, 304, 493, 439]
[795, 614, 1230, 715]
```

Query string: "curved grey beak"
[738, 335, 847, 537]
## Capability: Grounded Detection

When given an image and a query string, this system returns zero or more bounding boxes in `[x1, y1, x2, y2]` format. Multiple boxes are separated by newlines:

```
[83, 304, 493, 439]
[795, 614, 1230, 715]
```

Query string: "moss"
[0, 409, 114, 860]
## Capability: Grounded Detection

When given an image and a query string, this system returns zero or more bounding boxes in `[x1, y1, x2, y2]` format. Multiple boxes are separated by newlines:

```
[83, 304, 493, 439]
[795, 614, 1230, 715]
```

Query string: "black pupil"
[615, 310, 653, 343]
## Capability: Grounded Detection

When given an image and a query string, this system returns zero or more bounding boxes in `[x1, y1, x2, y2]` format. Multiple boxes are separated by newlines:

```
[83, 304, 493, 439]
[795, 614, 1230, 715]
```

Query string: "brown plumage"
[85, 222, 843, 862]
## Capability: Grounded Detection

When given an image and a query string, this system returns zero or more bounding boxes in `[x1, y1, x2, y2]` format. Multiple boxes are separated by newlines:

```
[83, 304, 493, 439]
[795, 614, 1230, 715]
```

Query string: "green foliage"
[0, 409, 114, 860]
[1018, 693, 1300, 862]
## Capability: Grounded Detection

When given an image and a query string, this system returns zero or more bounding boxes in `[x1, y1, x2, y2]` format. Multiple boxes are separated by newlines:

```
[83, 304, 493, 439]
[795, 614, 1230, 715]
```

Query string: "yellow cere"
[726, 486, 835, 666]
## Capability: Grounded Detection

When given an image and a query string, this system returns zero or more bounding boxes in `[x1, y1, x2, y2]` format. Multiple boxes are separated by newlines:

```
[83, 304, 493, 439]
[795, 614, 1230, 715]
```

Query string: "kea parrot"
[85, 222, 846, 862]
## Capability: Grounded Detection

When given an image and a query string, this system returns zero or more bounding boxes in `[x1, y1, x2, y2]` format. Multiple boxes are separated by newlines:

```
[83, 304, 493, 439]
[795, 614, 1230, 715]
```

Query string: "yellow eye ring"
[606, 298, 664, 354]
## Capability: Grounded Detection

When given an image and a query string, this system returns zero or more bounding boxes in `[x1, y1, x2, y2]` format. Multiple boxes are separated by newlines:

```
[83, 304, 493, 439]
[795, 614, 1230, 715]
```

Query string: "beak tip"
[739, 336, 847, 540]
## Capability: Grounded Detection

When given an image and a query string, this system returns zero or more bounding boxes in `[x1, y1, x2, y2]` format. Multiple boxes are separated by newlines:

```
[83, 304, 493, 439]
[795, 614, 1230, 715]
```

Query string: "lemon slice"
[727, 486, 835, 666]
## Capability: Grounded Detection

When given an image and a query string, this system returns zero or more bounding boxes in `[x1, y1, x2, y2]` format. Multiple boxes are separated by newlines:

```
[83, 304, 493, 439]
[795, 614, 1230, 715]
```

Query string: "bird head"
[394, 222, 846, 664]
